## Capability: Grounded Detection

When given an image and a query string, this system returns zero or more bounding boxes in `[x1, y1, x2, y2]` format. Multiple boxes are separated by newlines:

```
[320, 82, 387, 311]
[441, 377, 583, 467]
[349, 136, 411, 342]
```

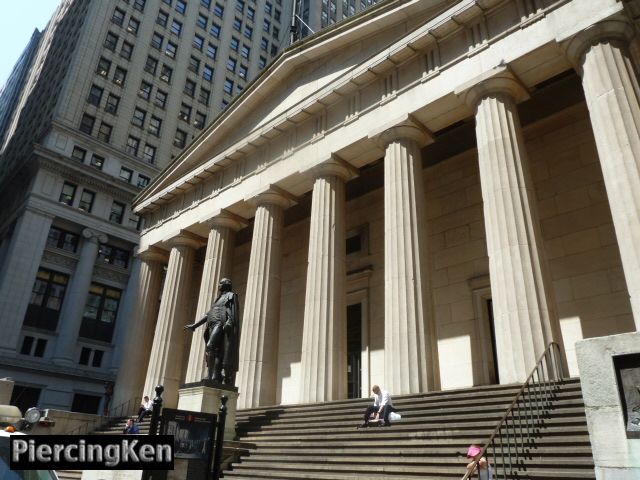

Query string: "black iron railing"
[461, 342, 565, 480]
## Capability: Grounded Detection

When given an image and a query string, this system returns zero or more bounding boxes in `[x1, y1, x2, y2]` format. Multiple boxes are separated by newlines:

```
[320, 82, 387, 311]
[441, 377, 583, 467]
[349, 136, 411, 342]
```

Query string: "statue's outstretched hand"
[184, 324, 196, 331]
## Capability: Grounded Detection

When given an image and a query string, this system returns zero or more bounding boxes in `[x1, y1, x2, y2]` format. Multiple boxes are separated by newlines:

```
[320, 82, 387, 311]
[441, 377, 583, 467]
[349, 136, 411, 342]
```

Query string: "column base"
[177, 381, 238, 441]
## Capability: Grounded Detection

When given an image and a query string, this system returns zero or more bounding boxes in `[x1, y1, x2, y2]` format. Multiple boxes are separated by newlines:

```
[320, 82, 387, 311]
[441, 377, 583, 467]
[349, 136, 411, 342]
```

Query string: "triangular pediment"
[134, 0, 454, 211]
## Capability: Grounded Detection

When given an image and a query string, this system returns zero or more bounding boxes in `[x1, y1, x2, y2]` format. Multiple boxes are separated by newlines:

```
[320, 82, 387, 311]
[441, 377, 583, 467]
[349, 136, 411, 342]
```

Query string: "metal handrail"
[461, 342, 565, 480]
[63, 396, 142, 435]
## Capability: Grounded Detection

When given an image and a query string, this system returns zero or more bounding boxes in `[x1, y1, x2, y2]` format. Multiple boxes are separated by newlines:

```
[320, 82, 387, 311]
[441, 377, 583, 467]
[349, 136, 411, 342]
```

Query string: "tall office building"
[0, 0, 292, 415]
[295, 0, 380, 38]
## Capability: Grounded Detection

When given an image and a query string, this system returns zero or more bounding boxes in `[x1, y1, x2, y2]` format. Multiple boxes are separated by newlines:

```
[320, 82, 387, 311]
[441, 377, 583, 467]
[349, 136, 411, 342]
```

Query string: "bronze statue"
[184, 278, 240, 385]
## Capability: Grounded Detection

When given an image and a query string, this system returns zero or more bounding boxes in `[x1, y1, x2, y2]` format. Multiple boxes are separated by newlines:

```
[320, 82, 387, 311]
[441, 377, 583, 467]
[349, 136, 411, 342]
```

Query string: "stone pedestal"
[576, 332, 640, 480]
[177, 381, 238, 441]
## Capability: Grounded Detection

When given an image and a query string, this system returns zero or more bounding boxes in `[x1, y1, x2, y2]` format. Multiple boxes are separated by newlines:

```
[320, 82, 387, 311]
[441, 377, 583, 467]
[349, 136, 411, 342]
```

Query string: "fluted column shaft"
[185, 211, 246, 383]
[463, 70, 561, 383]
[237, 187, 293, 408]
[567, 22, 640, 330]
[299, 158, 356, 402]
[53, 228, 108, 366]
[112, 249, 166, 409]
[381, 123, 439, 395]
[143, 234, 201, 407]
[0, 208, 53, 354]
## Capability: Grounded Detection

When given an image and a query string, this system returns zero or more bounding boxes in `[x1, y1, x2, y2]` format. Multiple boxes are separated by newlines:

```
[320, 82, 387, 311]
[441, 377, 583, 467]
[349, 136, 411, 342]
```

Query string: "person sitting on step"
[123, 418, 140, 434]
[359, 385, 397, 428]
[137, 395, 152, 422]
[465, 444, 493, 480]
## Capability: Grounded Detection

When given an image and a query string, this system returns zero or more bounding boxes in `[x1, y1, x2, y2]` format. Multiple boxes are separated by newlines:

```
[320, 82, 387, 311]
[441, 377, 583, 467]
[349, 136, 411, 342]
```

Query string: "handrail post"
[212, 395, 228, 480]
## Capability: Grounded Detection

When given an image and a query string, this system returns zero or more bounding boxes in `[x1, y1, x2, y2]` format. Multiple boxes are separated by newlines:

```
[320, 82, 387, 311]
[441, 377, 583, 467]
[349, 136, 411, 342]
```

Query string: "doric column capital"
[136, 246, 169, 264]
[562, 19, 635, 71]
[205, 209, 248, 232]
[455, 65, 529, 109]
[82, 228, 108, 245]
[369, 114, 434, 149]
[246, 185, 297, 209]
[300, 154, 359, 182]
[167, 230, 205, 250]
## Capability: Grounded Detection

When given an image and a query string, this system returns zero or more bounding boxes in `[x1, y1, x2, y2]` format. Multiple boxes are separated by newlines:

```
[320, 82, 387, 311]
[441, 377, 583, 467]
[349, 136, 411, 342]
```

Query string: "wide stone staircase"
[226, 379, 594, 480]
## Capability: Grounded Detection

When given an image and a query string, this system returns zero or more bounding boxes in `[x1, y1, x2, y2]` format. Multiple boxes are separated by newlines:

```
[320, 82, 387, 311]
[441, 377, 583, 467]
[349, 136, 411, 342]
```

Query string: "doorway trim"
[347, 266, 372, 398]
[469, 274, 498, 385]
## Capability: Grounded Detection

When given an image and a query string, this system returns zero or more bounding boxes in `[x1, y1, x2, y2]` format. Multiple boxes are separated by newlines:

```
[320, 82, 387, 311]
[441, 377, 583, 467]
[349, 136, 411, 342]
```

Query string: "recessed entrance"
[347, 303, 362, 399]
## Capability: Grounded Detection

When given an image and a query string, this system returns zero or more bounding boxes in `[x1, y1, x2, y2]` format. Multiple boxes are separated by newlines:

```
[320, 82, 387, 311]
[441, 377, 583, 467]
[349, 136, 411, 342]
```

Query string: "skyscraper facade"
[0, 0, 292, 415]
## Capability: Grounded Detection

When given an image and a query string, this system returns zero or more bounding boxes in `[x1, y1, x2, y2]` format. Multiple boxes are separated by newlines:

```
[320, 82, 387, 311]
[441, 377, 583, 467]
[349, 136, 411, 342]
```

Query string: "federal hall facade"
[121, 0, 640, 410]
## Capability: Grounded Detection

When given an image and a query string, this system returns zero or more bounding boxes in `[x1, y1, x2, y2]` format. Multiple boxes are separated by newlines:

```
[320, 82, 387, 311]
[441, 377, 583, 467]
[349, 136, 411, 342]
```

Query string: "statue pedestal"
[177, 380, 238, 440]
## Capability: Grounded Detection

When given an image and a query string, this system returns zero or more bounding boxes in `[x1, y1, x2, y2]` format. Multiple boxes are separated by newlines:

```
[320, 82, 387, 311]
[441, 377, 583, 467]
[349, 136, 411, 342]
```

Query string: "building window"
[72, 146, 86, 162]
[259, 56, 266, 69]
[120, 40, 134, 60]
[112, 7, 125, 26]
[170, 19, 182, 36]
[59, 182, 77, 206]
[194, 111, 206, 129]
[263, 19, 270, 32]
[174, 129, 187, 148]
[184, 79, 196, 97]
[233, 18, 242, 32]
[239, 64, 248, 79]
[90, 154, 104, 170]
[143, 144, 156, 163]
[137, 174, 150, 188]
[230, 37, 239, 51]
[87, 85, 103, 106]
[132, 108, 146, 127]
[144, 55, 158, 74]
[247, 5, 255, 20]
[113, 66, 127, 86]
[227, 57, 237, 72]
[46, 226, 79, 253]
[20, 336, 47, 358]
[151, 32, 164, 50]
[273, 26, 279, 39]
[201, 0, 211, 7]
[133, 0, 146, 12]
[206, 43, 217, 59]
[223, 78, 234, 95]
[139, 81, 152, 100]
[160, 64, 173, 83]
[241, 44, 250, 59]
[203, 65, 213, 81]
[79, 347, 105, 367]
[178, 103, 192, 122]
[149, 116, 162, 136]
[210, 23, 221, 38]
[11, 387, 41, 418]
[79, 347, 91, 365]
[199, 87, 210, 105]
[24, 269, 69, 331]
[188, 55, 200, 73]
[120, 167, 133, 182]
[97, 122, 113, 143]
[126, 135, 140, 156]
[97, 57, 111, 77]
[79, 114, 95, 135]
[197, 14, 207, 29]
[165, 41, 178, 58]
[155, 89, 168, 108]
[127, 17, 140, 35]
[213, 3, 224, 18]
[236, 0, 245, 12]
[244, 25, 253, 39]
[98, 244, 130, 268]
[93, 350, 104, 367]
[80, 284, 122, 342]
[110, 201, 126, 224]
[261, 37, 268, 50]
[105, 93, 120, 114]
[104, 31, 118, 51]
[79, 190, 95, 213]
[71, 394, 101, 415]
[175, 0, 187, 14]
[162, 0, 172, 5]
[193, 34, 204, 51]
[274, 9, 281, 21]
[157, 10, 169, 27]
[265, 1, 272, 14]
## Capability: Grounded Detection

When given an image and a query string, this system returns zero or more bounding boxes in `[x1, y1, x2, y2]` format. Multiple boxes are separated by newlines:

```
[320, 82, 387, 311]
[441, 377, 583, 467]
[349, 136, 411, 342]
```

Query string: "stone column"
[565, 20, 640, 330]
[52, 228, 108, 366]
[0, 208, 53, 354]
[185, 210, 247, 383]
[370, 116, 440, 395]
[299, 156, 358, 403]
[142, 232, 202, 407]
[456, 67, 563, 383]
[237, 186, 295, 408]
[111, 248, 167, 409]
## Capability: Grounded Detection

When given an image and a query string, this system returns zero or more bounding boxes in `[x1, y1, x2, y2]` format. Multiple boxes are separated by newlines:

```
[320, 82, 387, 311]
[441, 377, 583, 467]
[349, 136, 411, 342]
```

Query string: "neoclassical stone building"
[123, 0, 640, 410]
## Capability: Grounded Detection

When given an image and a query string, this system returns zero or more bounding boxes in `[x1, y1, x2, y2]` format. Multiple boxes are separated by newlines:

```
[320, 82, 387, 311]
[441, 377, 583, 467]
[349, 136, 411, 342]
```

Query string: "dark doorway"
[486, 298, 499, 384]
[10, 386, 41, 414]
[71, 393, 101, 414]
[347, 303, 362, 399]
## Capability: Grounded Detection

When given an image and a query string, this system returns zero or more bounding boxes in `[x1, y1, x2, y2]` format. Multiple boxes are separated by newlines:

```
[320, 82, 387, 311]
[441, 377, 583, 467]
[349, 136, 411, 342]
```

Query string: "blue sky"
[0, 0, 61, 87]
